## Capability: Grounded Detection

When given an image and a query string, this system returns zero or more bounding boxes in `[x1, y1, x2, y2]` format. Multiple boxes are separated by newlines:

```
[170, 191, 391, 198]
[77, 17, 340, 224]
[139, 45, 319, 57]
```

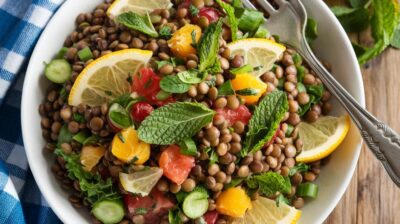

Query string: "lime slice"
[227, 38, 286, 77]
[119, 167, 163, 196]
[107, 0, 172, 18]
[68, 49, 152, 106]
[296, 115, 351, 163]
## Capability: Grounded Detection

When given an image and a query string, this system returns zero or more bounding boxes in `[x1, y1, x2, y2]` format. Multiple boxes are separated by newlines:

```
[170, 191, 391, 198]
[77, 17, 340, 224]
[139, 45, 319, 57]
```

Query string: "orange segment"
[80, 146, 106, 171]
[231, 73, 267, 104]
[111, 127, 150, 164]
[216, 187, 252, 218]
[168, 24, 201, 59]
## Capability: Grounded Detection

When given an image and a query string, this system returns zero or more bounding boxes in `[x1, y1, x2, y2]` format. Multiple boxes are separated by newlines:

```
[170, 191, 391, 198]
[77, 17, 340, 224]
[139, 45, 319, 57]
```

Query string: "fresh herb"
[245, 172, 291, 196]
[138, 102, 215, 144]
[289, 163, 310, 176]
[156, 90, 172, 101]
[189, 4, 199, 16]
[224, 178, 243, 189]
[237, 9, 264, 34]
[56, 47, 68, 59]
[230, 64, 253, 75]
[73, 131, 90, 144]
[55, 149, 120, 205]
[135, 208, 148, 215]
[73, 113, 85, 123]
[276, 194, 290, 207]
[57, 125, 73, 147]
[155, 60, 171, 70]
[179, 138, 198, 156]
[168, 207, 181, 224]
[171, 57, 185, 67]
[117, 12, 158, 37]
[205, 75, 216, 87]
[235, 88, 260, 96]
[243, 91, 288, 155]
[83, 135, 100, 146]
[176, 191, 189, 203]
[160, 75, 191, 93]
[390, 25, 400, 48]
[254, 26, 269, 38]
[218, 80, 235, 96]
[216, 0, 238, 41]
[297, 82, 306, 93]
[285, 124, 294, 137]
[331, 6, 370, 33]
[298, 84, 324, 116]
[159, 26, 172, 39]
[108, 103, 132, 128]
[305, 18, 318, 43]
[232, 0, 242, 8]
[117, 132, 126, 143]
[209, 150, 219, 165]
[292, 53, 302, 66]
[177, 70, 202, 84]
[296, 65, 306, 83]
[77, 47, 93, 62]
[198, 20, 223, 72]
[59, 87, 68, 99]
[191, 30, 198, 48]
[296, 183, 319, 198]
[111, 93, 140, 108]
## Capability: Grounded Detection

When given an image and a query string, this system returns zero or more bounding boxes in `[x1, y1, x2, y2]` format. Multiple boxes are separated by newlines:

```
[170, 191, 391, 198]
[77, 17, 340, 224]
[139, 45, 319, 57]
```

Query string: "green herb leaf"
[83, 135, 100, 146]
[297, 83, 306, 93]
[238, 9, 264, 33]
[216, 0, 238, 41]
[156, 90, 172, 101]
[176, 191, 190, 204]
[232, 0, 242, 8]
[350, 0, 370, 8]
[209, 150, 219, 165]
[189, 4, 200, 16]
[230, 64, 253, 75]
[331, 6, 370, 33]
[246, 172, 291, 196]
[276, 194, 290, 207]
[298, 84, 324, 116]
[159, 26, 172, 39]
[179, 138, 198, 156]
[160, 75, 191, 93]
[390, 25, 400, 48]
[177, 70, 202, 84]
[305, 18, 318, 42]
[73, 131, 90, 144]
[224, 178, 244, 189]
[138, 102, 215, 144]
[296, 66, 306, 83]
[169, 207, 181, 224]
[117, 12, 158, 37]
[57, 125, 73, 147]
[218, 80, 235, 96]
[198, 20, 223, 72]
[289, 163, 310, 176]
[73, 113, 85, 123]
[254, 27, 269, 38]
[135, 208, 148, 215]
[243, 91, 288, 155]
[235, 88, 260, 96]
[108, 103, 132, 128]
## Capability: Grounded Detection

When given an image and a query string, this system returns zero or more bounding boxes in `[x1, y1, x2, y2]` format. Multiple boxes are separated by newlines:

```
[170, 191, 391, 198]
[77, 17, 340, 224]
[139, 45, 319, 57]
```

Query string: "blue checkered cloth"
[0, 0, 65, 223]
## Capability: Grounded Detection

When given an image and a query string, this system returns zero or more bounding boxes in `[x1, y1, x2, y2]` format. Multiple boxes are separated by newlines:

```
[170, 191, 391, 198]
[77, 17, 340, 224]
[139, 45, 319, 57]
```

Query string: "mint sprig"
[216, 0, 238, 41]
[138, 102, 215, 144]
[198, 20, 223, 72]
[117, 12, 158, 38]
[246, 172, 291, 196]
[160, 75, 191, 93]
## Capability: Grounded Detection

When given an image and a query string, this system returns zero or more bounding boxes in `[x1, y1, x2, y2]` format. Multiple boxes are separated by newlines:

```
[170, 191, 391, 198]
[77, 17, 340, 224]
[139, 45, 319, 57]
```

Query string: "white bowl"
[21, 0, 365, 223]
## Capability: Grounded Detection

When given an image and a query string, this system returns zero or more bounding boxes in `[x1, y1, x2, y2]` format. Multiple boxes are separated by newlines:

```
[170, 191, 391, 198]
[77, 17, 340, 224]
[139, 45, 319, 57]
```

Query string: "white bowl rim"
[21, 0, 365, 223]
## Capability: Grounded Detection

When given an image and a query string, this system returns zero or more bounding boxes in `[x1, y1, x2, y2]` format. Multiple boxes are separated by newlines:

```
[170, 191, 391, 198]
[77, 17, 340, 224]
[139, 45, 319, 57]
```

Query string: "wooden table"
[323, 1, 400, 223]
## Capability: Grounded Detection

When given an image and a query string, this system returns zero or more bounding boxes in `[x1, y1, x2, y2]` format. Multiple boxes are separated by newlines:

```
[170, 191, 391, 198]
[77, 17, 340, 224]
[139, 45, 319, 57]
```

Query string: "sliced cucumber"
[45, 59, 72, 84]
[92, 200, 124, 224]
[182, 190, 209, 219]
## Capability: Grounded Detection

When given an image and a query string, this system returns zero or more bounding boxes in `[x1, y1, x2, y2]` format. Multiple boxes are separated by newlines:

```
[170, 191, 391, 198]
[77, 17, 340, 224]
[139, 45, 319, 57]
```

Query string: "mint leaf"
[117, 12, 158, 38]
[57, 125, 73, 147]
[179, 138, 198, 156]
[177, 70, 202, 84]
[331, 6, 370, 33]
[276, 194, 290, 207]
[352, 42, 367, 56]
[230, 64, 253, 75]
[160, 75, 191, 93]
[216, 0, 238, 41]
[159, 26, 172, 39]
[235, 88, 260, 96]
[243, 91, 288, 155]
[138, 102, 215, 144]
[168, 207, 181, 224]
[391, 24, 400, 48]
[298, 84, 324, 116]
[218, 80, 235, 96]
[189, 4, 199, 16]
[246, 172, 291, 196]
[254, 27, 269, 38]
[198, 20, 223, 71]
[289, 163, 310, 176]
[305, 18, 318, 42]
[232, 0, 242, 8]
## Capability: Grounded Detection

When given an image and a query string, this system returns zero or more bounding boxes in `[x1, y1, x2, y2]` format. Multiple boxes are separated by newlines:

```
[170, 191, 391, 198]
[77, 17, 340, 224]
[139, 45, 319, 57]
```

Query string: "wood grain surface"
[323, 0, 400, 223]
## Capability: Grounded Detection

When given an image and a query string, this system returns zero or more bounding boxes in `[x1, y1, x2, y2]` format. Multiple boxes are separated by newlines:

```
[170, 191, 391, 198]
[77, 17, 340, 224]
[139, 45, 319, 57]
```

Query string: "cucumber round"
[44, 59, 71, 84]
[92, 200, 124, 224]
[182, 191, 209, 219]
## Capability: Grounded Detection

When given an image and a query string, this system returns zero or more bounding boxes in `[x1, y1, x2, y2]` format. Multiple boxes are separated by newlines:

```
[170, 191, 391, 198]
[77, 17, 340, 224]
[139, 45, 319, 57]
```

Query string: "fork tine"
[241, 0, 257, 10]
[256, 0, 277, 15]
[274, 0, 288, 6]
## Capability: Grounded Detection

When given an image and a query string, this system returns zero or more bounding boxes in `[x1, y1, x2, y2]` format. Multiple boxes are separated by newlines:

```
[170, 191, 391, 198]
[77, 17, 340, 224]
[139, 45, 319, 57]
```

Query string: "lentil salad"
[37, 0, 342, 223]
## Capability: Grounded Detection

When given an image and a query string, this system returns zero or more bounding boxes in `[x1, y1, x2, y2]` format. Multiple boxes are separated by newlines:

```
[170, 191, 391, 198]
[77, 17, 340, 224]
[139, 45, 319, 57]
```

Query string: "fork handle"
[298, 41, 400, 187]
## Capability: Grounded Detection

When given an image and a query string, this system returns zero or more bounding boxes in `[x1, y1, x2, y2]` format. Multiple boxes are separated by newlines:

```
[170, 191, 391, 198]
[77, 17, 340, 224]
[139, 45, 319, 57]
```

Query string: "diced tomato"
[204, 211, 219, 224]
[159, 145, 195, 185]
[131, 102, 154, 122]
[124, 189, 175, 223]
[198, 7, 221, 23]
[216, 105, 252, 125]
[131, 67, 175, 106]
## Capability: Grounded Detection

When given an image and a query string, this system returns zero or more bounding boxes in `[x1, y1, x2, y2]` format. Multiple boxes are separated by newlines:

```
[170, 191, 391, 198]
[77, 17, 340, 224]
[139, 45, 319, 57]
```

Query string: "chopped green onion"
[254, 27, 269, 38]
[224, 178, 243, 189]
[297, 83, 306, 93]
[83, 135, 100, 146]
[56, 47, 69, 59]
[296, 183, 318, 198]
[292, 53, 302, 66]
[285, 124, 294, 137]
[235, 88, 260, 96]
[238, 9, 264, 33]
[230, 64, 253, 74]
[72, 131, 90, 144]
[218, 80, 235, 96]
[108, 103, 132, 129]
[77, 47, 93, 62]
[179, 138, 198, 156]
[296, 65, 306, 82]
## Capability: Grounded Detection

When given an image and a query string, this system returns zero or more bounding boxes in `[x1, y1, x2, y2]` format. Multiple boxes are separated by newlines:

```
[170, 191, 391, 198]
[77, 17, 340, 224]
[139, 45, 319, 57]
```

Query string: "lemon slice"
[107, 0, 172, 18]
[296, 115, 351, 163]
[119, 167, 163, 196]
[68, 49, 152, 107]
[227, 38, 286, 77]
[232, 197, 301, 224]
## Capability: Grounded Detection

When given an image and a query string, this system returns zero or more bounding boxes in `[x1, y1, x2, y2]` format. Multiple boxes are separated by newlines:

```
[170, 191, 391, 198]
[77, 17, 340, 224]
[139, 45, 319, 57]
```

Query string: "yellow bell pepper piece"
[111, 127, 150, 164]
[231, 73, 267, 105]
[216, 187, 253, 218]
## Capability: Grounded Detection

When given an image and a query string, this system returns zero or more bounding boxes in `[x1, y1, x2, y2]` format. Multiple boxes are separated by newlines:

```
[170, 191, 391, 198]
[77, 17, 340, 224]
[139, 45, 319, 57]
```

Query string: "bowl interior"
[21, 0, 364, 223]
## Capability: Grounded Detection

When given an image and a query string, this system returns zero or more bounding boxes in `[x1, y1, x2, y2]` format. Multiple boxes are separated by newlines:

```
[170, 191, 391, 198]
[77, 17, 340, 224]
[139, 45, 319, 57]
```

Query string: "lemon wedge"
[68, 49, 152, 106]
[231, 197, 301, 224]
[227, 38, 286, 77]
[296, 115, 351, 163]
[119, 167, 163, 196]
[107, 0, 172, 18]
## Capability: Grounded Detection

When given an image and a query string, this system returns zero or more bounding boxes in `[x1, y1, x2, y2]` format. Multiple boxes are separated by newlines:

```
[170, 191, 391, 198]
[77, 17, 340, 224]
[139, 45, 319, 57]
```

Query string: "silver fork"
[243, 0, 400, 187]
